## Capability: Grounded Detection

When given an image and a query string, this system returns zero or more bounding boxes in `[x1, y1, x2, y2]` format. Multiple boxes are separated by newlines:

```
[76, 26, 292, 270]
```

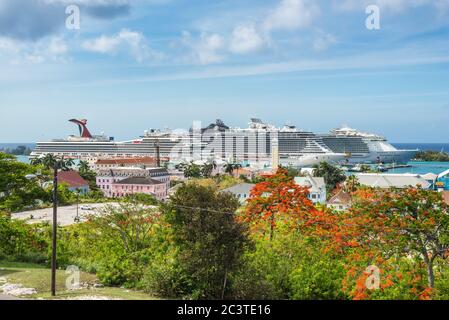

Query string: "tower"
[271, 136, 279, 171]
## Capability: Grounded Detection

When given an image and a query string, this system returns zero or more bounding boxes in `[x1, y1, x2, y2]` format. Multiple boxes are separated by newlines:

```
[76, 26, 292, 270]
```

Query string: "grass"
[0, 261, 159, 300]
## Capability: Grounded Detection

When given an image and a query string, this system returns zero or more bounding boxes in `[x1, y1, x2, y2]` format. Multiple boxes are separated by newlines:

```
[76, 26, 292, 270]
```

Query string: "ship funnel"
[69, 119, 93, 138]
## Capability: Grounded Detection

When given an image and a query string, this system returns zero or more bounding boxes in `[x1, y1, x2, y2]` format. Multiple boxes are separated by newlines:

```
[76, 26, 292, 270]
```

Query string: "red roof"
[328, 190, 352, 205]
[58, 171, 89, 188]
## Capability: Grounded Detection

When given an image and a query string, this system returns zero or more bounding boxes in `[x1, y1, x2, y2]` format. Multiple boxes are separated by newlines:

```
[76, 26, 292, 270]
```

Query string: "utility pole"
[51, 162, 58, 297]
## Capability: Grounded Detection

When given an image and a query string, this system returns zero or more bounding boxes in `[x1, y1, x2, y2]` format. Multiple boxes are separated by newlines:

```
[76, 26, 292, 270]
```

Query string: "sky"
[0, 0, 449, 143]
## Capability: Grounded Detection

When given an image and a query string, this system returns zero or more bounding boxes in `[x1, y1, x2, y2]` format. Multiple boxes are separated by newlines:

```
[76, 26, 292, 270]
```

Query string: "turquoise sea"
[388, 161, 449, 175]
[15, 155, 31, 164]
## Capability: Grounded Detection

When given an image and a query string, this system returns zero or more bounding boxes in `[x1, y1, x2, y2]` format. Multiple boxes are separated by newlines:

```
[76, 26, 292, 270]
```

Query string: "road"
[0, 294, 22, 300]
[12, 202, 120, 226]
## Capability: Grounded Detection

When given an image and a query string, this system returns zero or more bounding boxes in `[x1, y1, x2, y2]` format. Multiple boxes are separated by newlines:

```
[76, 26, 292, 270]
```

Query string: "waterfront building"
[294, 176, 327, 205]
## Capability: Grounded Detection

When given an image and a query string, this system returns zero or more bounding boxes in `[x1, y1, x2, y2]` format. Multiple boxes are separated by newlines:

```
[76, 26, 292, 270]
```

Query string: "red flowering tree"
[334, 187, 449, 299]
[242, 168, 323, 240]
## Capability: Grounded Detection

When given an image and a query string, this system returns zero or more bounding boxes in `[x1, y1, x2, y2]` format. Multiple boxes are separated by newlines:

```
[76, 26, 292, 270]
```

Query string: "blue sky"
[0, 0, 449, 143]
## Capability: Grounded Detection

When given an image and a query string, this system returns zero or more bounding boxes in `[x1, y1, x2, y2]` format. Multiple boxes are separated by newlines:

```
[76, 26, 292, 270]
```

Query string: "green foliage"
[59, 203, 168, 287]
[313, 161, 346, 194]
[176, 161, 202, 178]
[234, 230, 348, 300]
[123, 193, 159, 205]
[0, 215, 48, 263]
[164, 183, 249, 299]
[415, 150, 449, 162]
[0, 145, 32, 156]
[78, 161, 98, 191]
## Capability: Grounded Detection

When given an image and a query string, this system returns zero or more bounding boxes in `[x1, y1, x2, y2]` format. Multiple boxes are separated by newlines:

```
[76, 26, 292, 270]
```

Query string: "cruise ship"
[31, 119, 184, 161]
[320, 126, 418, 164]
[32, 118, 346, 168]
[176, 118, 346, 168]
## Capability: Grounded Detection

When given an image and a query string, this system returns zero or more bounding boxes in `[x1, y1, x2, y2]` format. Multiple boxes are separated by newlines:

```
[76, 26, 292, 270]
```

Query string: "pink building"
[110, 177, 167, 200]
[96, 167, 170, 198]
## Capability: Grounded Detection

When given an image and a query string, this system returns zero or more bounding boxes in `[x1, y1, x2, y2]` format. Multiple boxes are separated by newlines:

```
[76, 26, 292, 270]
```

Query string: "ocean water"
[388, 161, 449, 175]
[15, 155, 31, 164]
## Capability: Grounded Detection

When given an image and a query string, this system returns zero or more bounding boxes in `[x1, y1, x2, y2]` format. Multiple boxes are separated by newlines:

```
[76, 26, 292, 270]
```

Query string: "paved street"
[0, 294, 22, 300]
[12, 203, 119, 226]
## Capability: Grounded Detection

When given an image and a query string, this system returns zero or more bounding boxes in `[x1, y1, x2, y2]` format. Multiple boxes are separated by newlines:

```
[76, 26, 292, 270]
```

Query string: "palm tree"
[78, 160, 90, 173]
[224, 162, 241, 176]
[201, 160, 218, 178]
[313, 161, 346, 194]
[345, 175, 360, 193]
[31, 154, 74, 171]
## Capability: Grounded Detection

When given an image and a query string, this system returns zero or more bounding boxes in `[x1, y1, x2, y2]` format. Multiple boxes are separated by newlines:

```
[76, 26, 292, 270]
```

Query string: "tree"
[0, 153, 48, 212]
[31, 154, 74, 172]
[243, 167, 317, 241]
[344, 175, 360, 193]
[224, 162, 242, 176]
[78, 160, 98, 191]
[83, 202, 163, 285]
[348, 188, 449, 290]
[201, 161, 216, 178]
[176, 161, 202, 178]
[165, 183, 248, 299]
[313, 162, 346, 194]
[0, 153, 34, 199]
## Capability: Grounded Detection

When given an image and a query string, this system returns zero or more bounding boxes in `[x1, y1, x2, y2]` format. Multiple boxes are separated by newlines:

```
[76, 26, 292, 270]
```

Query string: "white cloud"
[0, 36, 69, 65]
[229, 24, 265, 54]
[48, 37, 68, 55]
[263, 0, 320, 32]
[313, 32, 337, 52]
[181, 31, 226, 65]
[82, 35, 122, 53]
[82, 29, 160, 62]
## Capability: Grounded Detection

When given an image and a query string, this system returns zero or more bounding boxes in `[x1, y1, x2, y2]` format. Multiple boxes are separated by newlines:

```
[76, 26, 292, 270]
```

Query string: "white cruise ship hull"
[280, 153, 346, 168]
[342, 150, 418, 165]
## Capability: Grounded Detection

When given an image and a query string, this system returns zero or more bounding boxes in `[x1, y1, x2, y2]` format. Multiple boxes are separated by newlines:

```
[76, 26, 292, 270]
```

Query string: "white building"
[222, 183, 255, 204]
[355, 173, 431, 189]
[294, 176, 327, 205]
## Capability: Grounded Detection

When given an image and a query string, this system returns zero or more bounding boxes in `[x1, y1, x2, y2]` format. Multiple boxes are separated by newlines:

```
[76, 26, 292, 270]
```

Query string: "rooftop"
[327, 190, 352, 205]
[356, 173, 431, 189]
[222, 183, 255, 195]
[116, 177, 164, 185]
[58, 171, 89, 188]
[294, 176, 326, 192]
